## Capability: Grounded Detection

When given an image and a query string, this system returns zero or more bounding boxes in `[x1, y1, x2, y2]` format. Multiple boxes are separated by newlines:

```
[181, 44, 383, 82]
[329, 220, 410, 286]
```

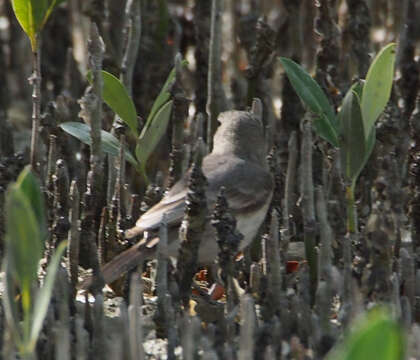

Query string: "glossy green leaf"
[30, 241, 67, 350]
[15, 166, 47, 241]
[313, 114, 340, 148]
[87, 71, 139, 137]
[361, 43, 396, 140]
[59, 122, 138, 167]
[11, 0, 61, 50]
[136, 100, 173, 175]
[339, 84, 367, 182]
[142, 60, 188, 137]
[279, 57, 338, 147]
[5, 184, 42, 307]
[327, 307, 405, 360]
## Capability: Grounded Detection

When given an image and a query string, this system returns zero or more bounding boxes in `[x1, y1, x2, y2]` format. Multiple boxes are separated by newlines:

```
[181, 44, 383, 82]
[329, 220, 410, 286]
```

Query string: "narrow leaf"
[141, 60, 188, 137]
[15, 166, 47, 241]
[5, 185, 42, 295]
[136, 100, 173, 171]
[59, 122, 138, 167]
[87, 71, 139, 137]
[29, 241, 67, 349]
[42, 0, 64, 28]
[339, 84, 367, 182]
[279, 57, 338, 147]
[361, 43, 396, 139]
[2, 259, 23, 346]
[313, 114, 340, 148]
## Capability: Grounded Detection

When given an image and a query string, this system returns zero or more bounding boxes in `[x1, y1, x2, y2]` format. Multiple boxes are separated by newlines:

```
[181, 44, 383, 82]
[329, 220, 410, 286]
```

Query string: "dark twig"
[169, 54, 189, 187]
[121, 0, 142, 97]
[177, 145, 208, 306]
[193, 0, 211, 129]
[87, 24, 105, 219]
[29, 38, 42, 174]
[345, 0, 371, 77]
[397, 0, 419, 119]
[238, 295, 257, 360]
[206, 0, 226, 152]
[301, 119, 318, 303]
[261, 211, 283, 319]
[128, 273, 146, 359]
[245, 18, 276, 144]
[314, 0, 341, 107]
[284, 131, 298, 247]
[68, 180, 80, 299]
[409, 96, 420, 260]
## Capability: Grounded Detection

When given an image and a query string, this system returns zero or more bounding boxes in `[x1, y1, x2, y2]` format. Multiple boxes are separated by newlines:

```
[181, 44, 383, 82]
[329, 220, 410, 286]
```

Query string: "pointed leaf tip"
[361, 43, 396, 140]
[279, 57, 338, 147]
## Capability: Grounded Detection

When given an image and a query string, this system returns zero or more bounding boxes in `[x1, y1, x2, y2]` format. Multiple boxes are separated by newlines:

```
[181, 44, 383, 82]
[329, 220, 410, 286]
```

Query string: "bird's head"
[212, 110, 267, 163]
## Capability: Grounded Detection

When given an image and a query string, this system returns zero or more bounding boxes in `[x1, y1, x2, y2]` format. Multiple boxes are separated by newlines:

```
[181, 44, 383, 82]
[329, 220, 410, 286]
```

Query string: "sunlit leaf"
[59, 122, 138, 167]
[2, 259, 23, 346]
[11, 0, 62, 50]
[327, 307, 405, 360]
[87, 70, 139, 137]
[15, 166, 47, 241]
[364, 126, 376, 171]
[5, 185, 42, 305]
[279, 57, 338, 147]
[361, 43, 396, 140]
[339, 83, 367, 182]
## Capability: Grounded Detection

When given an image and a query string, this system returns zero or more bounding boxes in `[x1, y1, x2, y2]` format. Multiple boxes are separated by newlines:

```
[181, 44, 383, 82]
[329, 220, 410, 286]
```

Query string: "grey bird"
[83, 106, 273, 287]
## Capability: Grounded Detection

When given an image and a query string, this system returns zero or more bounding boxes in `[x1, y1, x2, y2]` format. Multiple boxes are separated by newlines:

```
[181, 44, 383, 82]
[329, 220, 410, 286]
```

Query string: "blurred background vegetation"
[0, 0, 419, 359]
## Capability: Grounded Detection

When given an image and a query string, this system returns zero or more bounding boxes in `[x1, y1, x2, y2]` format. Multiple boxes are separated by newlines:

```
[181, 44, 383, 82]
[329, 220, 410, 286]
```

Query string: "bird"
[81, 106, 273, 289]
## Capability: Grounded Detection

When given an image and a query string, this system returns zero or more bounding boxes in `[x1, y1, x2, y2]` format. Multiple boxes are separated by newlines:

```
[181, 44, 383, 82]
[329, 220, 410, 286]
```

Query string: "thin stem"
[121, 0, 142, 97]
[206, 0, 224, 152]
[345, 181, 357, 234]
[30, 37, 41, 174]
[301, 120, 318, 304]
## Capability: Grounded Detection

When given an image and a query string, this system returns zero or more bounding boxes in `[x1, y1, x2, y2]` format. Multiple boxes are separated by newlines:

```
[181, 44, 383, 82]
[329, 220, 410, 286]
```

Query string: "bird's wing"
[79, 236, 159, 289]
[127, 154, 273, 238]
[125, 177, 189, 238]
[135, 191, 187, 229]
[203, 154, 273, 214]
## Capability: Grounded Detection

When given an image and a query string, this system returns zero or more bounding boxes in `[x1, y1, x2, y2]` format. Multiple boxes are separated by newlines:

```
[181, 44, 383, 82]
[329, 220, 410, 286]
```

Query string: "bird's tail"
[125, 225, 145, 239]
[79, 240, 148, 290]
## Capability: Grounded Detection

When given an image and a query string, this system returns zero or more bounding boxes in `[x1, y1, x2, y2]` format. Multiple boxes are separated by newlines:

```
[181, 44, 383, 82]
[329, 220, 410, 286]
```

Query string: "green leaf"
[364, 126, 376, 171]
[339, 83, 368, 182]
[327, 307, 405, 360]
[5, 185, 42, 309]
[279, 57, 338, 147]
[142, 60, 188, 137]
[313, 114, 340, 148]
[87, 71, 139, 137]
[29, 241, 67, 350]
[361, 43, 396, 140]
[15, 166, 47, 241]
[11, 0, 61, 50]
[2, 259, 23, 346]
[59, 122, 139, 167]
[136, 100, 173, 175]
